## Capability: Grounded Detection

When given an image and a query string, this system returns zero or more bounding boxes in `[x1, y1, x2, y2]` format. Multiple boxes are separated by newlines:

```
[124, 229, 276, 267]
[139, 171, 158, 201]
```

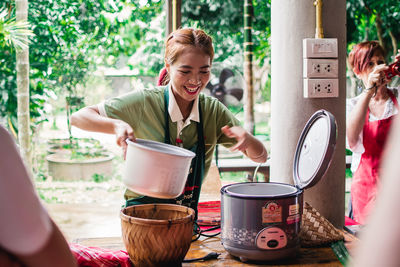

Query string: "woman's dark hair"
[158, 28, 214, 86]
[348, 41, 385, 75]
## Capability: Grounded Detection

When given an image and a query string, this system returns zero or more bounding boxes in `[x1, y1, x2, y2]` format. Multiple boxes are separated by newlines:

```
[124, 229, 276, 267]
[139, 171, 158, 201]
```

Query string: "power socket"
[303, 78, 339, 98]
[303, 58, 338, 78]
[303, 38, 338, 58]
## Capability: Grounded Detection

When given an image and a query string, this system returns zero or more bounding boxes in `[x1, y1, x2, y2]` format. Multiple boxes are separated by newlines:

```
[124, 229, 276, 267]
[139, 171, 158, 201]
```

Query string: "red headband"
[157, 68, 168, 86]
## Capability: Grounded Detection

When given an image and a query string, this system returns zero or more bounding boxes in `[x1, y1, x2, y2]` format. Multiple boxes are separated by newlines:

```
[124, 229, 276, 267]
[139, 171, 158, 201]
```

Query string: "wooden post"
[166, 0, 172, 36]
[172, 0, 181, 31]
[166, 0, 181, 36]
[244, 0, 255, 134]
[15, 0, 31, 169]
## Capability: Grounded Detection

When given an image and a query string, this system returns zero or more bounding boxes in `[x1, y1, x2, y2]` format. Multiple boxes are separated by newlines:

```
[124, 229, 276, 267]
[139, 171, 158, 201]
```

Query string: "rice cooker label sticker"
[286, 214, 301, 225]
[262, 202, 282, 224]
[289, 204, 300, 216]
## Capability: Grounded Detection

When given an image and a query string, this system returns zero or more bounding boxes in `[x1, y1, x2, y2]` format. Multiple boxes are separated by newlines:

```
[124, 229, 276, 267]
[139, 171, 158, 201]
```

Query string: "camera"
[384, 60, 400, 79]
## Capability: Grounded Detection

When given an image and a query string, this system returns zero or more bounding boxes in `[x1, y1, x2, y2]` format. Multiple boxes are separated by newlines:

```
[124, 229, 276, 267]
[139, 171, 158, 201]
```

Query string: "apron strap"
[387, 89, 399, 109]
[163, 87, 206, 216]
[164, 88, 171, 144]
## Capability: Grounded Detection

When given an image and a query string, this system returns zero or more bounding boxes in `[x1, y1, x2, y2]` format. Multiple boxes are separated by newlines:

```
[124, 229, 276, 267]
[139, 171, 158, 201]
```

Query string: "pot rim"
[221, 182, 302, 199]
[126, 138, 195, 158]
[120, 204, 195, 225]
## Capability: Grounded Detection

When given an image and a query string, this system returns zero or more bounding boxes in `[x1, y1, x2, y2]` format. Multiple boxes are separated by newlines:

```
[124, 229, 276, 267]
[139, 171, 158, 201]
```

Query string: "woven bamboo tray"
[120, 204, 195, 267]
[299, 202, 344, 247]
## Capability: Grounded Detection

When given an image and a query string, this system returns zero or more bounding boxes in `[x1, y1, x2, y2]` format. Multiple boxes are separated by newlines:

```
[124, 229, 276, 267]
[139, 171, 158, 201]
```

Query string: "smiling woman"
[166, 47, 211, 119]
[70, 27, 268, 218]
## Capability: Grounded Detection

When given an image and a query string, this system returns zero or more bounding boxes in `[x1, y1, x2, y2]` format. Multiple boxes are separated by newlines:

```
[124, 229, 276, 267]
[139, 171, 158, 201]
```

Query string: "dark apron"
[125, 88, 205, 218]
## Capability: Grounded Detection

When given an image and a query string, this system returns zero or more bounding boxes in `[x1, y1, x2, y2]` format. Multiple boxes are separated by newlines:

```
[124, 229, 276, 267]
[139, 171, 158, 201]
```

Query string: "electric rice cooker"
[221, 109, 337, 262]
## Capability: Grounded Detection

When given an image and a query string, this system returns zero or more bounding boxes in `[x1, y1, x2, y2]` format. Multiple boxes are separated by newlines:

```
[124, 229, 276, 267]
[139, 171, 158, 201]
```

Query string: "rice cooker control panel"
[255, 227, 287, 250]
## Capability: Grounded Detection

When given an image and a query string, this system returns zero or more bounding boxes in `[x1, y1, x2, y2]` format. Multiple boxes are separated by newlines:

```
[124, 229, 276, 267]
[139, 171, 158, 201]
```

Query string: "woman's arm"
[347, 64, 388, 148]
[346, 90, 374, 148]
[71, 105, 135, 155]
[221, 125, 268, 163]
[0, 125, 77, 267]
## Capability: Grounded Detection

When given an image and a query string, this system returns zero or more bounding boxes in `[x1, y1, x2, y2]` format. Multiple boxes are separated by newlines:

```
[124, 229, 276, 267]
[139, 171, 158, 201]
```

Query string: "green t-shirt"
[102, 86, 240, 199]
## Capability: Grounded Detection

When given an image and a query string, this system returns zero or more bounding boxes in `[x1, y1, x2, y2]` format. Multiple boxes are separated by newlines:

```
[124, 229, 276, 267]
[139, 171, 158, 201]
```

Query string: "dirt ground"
[34, 116, 125, 241]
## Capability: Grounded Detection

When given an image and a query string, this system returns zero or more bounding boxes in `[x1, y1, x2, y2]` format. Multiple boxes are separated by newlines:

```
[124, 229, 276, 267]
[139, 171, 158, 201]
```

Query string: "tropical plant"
[1, 4, 34, 166]
[0, 7, 33, 50]
[0, 5, 33, 137]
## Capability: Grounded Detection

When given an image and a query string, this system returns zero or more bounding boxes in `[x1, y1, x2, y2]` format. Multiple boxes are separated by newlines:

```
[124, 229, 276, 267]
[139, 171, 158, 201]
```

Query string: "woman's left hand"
[221, 125, 249, 153]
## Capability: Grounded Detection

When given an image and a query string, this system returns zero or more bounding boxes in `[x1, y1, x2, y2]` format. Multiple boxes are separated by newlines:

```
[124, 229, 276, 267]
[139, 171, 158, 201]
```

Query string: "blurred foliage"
[182, 0, 271, 100]
[2, 0, 120, 131]
[347, 0, 400, 59]
[0, 0, 164, 133]
[182, 0, 270, 66]
[2, 0, 400, 134]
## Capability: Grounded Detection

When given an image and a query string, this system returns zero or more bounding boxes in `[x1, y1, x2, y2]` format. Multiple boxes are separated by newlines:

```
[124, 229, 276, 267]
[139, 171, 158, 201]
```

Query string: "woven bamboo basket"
[120, 204, 195, 267]
[299, 202, 344, 247]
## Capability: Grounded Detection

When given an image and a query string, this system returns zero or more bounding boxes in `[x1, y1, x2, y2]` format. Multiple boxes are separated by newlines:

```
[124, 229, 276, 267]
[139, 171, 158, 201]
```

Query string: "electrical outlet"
[303, 38, 338, 58]
[303, 58, 338, 78]
[303, 78, 339, 98]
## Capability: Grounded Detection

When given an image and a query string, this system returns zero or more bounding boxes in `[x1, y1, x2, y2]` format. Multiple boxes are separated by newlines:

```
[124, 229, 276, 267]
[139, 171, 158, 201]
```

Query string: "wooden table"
[74, 230, 356, 266]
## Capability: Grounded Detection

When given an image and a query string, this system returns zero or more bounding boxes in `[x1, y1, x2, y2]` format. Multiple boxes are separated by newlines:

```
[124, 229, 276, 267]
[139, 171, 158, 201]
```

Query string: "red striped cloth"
[70, 243, 131, 267]
[197, 201, 221, 227]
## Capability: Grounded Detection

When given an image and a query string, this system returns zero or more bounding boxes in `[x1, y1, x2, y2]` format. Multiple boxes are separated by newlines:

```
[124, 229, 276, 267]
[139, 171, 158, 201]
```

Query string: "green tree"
[1, 0, 124, 133]
[181, 0, 271, 101]
[0, 4, 33, 166]
[347, 0, 400, 58]
[347, 0, 400, 96]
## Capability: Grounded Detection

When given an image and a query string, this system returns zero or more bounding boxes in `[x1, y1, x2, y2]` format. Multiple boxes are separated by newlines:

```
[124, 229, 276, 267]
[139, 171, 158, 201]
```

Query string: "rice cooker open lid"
[293, 109, 336, 190]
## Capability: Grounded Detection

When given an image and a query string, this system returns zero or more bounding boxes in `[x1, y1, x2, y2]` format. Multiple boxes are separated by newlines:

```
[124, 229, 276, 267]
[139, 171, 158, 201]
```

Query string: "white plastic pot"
[124, 139, 196, 199]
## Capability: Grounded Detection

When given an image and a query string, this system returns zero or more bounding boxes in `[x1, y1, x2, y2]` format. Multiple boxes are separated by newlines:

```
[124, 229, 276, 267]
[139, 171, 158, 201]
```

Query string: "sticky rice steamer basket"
[221, 110, 337, 262]
[124, 138, 196, 199]
[120, 204, 195, 266]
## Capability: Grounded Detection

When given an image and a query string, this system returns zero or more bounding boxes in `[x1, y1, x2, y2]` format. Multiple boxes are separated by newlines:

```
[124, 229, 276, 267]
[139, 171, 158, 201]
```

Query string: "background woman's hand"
[366, 64, 389, 92]
[114, 121, 135, 159]
[395, 49, 400, 62]
[221, 125, 250, 153]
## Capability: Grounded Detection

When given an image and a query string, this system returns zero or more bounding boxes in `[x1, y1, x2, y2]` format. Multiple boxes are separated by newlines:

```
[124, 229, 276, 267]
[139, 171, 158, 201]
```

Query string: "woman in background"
[347, 41, 400, 224]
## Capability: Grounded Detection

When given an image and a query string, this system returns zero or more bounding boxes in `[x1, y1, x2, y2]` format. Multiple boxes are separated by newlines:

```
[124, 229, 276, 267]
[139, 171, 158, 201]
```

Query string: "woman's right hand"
[114, 121, 136, 159]
[365, 64, 389, 94]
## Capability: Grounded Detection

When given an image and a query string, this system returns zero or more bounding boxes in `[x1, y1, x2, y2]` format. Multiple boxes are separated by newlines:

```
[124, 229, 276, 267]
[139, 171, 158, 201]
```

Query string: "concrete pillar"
[270, 0, 346, 227]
